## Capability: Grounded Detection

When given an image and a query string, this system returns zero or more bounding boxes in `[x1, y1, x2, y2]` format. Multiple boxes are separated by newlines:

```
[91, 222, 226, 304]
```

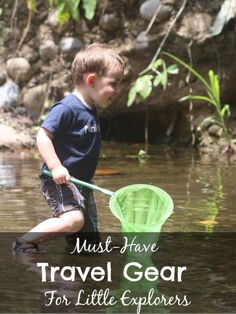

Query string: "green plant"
[17, 0, 37, 50]
[27, 0, 37, 11]
[163, 52, 230, 138]
[138, 149, 150, 160]
[127, 58, 179, 152]
[127, 59, 178, 107]
[82, 0, 97, 20]
[49, 0, 97, 24]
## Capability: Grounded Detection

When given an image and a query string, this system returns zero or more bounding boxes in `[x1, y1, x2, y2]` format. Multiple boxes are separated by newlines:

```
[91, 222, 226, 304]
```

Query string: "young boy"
[13, 43, 124, 253]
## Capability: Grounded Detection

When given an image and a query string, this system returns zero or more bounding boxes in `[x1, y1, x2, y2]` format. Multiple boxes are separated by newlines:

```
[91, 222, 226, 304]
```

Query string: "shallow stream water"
[0, 143, 235, 313]
[0, 142, 235, 233]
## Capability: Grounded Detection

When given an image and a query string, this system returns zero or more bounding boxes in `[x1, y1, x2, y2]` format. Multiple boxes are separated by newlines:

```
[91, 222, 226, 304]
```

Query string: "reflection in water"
[0, 145, 235, 232]
[106, 256, 169, 314]
[0, 164, 16, 187]
[183, 155, 226, 234]
[199, 167, 225, 234]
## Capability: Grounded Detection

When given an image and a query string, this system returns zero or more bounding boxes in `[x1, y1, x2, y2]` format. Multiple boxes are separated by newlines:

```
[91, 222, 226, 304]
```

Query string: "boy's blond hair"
[71, 43, 124, 85]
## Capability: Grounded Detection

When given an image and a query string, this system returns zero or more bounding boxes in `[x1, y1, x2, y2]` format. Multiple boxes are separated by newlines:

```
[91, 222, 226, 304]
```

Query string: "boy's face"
[92, 67, 124, 109]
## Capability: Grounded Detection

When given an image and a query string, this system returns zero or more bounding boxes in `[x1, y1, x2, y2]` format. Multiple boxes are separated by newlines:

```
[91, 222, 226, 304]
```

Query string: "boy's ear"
[86, 73, 96, 86]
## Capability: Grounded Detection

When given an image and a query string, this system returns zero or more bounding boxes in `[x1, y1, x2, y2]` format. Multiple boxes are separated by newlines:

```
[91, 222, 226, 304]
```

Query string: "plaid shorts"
[40, 175, 99, 234]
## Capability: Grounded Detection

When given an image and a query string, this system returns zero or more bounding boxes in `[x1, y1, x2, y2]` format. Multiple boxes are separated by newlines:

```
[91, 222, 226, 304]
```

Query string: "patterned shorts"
[40, 175, 99, 234]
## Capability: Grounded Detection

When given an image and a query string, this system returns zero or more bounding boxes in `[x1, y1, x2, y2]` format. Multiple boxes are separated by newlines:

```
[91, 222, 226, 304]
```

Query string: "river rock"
[23, 84, 47, 119]
[47, 9, 59, 28]
[140, 0, 172, 22]
[0, 81, 20, 109]
[47, 9, 68, 32]
[0, 124, 33, 149]
[161, 0, 177, 4]
[59, 37, 83, 54]
[6, 58, 32, 83]
[100, 13, 121, 31]
[39, 40, 58, 62]
[136, 31, 150, 49]
[177, 13, 213, 39]
[208, 124, 222, 137]
[38, 24, 54, 42]
[21, 44, 39, 63]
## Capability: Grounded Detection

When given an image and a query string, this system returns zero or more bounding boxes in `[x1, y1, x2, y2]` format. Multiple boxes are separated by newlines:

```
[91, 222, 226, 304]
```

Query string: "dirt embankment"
[0, 0, 236, 153]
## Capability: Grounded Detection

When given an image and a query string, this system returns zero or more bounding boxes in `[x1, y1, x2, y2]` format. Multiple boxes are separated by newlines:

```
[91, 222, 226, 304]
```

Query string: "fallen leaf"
[199, 220, 219, 225]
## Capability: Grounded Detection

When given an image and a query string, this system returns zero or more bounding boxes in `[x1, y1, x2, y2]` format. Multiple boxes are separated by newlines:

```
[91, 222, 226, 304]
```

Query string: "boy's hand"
[52, 165, 70, 185]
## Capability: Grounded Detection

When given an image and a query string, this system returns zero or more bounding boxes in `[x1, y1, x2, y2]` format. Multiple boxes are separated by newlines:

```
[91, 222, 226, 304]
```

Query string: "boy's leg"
[20, 210, 84, 242]
[13, 176, 85, 253]
[65, 189, 101, 247]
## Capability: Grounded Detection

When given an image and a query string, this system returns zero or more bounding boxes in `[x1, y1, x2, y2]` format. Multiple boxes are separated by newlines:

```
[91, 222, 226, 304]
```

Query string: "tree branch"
[140, 0, 188, 75]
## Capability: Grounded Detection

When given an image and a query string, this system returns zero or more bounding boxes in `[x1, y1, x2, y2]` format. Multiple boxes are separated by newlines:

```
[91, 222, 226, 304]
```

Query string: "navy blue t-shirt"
[41, 93, 101, 182]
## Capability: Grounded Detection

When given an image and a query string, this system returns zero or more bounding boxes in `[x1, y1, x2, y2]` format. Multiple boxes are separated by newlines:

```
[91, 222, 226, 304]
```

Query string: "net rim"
[109, 184, 174, 226]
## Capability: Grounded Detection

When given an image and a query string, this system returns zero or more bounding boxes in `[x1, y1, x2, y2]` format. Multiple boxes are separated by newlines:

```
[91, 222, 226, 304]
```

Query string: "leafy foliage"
[82, 0, 97, 20]
[163, 52, 230, 137]
[127, 58, 178, 154]
[26, 0, 37, 12]
[127, 58, 179, 107]
[49, 0, 97, 24]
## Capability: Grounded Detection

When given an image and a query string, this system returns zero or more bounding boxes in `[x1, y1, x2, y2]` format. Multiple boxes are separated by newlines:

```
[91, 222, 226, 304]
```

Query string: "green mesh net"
[109, 184, 174, 232]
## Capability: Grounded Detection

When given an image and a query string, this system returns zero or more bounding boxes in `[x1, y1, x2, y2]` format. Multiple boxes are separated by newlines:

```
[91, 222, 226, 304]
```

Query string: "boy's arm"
[37, 127, 70, 184]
